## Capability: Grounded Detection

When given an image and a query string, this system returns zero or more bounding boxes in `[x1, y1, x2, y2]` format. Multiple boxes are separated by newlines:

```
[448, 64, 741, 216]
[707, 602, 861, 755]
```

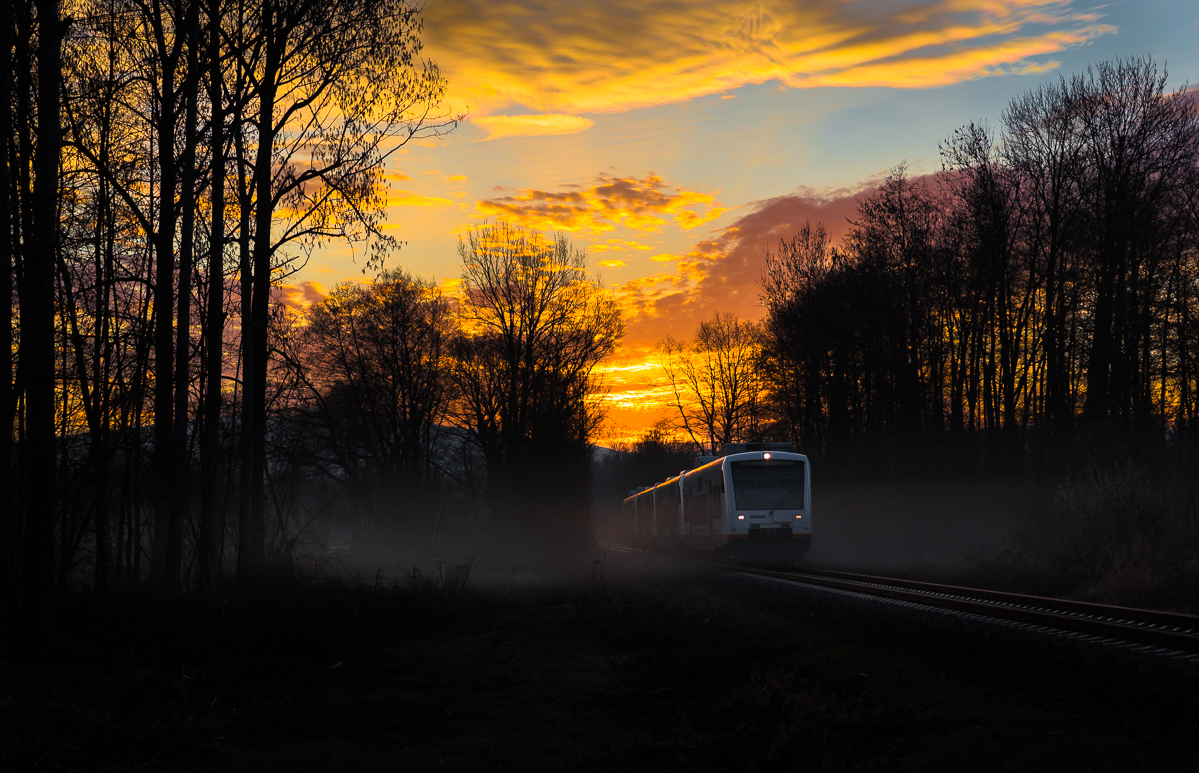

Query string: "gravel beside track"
[779, 567, 1199, 656]
[608, 545, 1199, 656]
[603, 547, 1199, 771]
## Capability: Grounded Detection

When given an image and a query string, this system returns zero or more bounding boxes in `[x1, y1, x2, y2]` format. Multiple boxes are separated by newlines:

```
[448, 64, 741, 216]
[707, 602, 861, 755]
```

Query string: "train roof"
[621, 448, 808, 503]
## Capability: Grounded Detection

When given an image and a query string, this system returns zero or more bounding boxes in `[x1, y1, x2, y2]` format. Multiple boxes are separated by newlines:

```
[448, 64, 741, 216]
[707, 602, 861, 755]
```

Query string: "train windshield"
[730, 460, 805, 510]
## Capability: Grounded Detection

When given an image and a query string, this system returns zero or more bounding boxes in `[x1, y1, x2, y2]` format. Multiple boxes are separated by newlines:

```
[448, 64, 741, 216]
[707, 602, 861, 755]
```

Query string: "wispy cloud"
[591, 238, 652, 252]
[425, 0, 1113, 116]
[385, 191, 456, 208]
[473, 113, 596, 139]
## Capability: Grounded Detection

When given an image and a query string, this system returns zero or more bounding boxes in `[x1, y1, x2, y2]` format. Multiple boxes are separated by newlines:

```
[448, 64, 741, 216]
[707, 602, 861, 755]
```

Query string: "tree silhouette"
[454, 222, 623, 545]
[658, 312, 766, 455]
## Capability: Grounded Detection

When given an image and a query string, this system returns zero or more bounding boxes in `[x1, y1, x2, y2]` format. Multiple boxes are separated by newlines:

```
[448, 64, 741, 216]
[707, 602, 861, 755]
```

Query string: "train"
[620, 442, 811, 564]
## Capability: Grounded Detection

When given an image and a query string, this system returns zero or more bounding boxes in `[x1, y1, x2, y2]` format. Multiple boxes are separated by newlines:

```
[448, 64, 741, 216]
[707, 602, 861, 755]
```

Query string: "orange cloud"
[385, 190, 455, 208]
[599, 259, 626, 268]
[476, 173, 722, 234]
[594, 186, 874, 432]
[614, 185, 867, 348]
[424, 0, 1113, 116]
[593, 352, 680, 439]
[473, 113, 596, 140]
[277, 280, 328, 311]
[591, 238, 652, 253]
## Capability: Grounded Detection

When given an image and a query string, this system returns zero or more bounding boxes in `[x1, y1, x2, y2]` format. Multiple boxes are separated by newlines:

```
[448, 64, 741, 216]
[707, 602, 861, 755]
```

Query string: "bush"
[1011, 461, 1199, 606]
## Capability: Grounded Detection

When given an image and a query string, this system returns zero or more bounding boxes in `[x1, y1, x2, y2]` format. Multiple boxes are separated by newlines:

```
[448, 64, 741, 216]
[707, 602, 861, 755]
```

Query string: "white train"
[621, 443, 811, 563]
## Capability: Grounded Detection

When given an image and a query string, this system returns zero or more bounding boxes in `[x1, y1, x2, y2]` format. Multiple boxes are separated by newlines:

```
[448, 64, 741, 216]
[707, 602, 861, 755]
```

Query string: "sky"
[285, 0, 1199, 441]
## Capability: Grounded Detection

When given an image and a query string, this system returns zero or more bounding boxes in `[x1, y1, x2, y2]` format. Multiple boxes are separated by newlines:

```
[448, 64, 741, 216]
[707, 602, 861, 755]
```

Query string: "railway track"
[606, 545, 1199, 657]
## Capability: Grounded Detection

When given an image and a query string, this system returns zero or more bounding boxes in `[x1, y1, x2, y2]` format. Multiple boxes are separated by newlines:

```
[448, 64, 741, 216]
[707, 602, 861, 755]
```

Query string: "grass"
[2, 557, 1196, 771]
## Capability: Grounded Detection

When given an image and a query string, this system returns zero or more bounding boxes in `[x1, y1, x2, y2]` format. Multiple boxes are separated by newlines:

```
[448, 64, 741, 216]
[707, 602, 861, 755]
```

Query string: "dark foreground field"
[4, 551, 1197, 772]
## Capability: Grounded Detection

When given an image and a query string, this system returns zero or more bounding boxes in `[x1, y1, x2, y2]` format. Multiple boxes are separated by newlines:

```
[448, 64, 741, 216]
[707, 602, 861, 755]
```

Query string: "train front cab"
[687, 450, 811, 564]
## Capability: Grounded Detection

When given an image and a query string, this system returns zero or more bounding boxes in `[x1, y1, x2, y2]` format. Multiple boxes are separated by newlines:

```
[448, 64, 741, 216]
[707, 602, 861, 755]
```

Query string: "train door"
[654, 479, 682, 542]
[635, 489, 654, 541]
[681, 473, 695, 537]
[711, 473, 727, 534]
[685, 476, 695, 536]
[670, 479, 683, 539]
[692, 479, 709, 536]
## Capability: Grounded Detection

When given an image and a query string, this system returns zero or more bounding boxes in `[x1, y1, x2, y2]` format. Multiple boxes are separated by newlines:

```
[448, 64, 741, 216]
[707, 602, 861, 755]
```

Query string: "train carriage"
[621, 442, 811, 563]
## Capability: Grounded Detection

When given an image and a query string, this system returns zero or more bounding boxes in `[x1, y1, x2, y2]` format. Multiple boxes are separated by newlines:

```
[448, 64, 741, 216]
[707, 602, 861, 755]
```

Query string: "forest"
[611, 58, 1199, 599]
[0, 0, 625, 643]
[3, 0, 1198, 648]
[648, 59, 1199, 474]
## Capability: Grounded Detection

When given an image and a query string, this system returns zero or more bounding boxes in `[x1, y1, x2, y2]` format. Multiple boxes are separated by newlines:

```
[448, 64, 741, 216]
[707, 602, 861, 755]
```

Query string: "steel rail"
[605, 544, 1199, 655]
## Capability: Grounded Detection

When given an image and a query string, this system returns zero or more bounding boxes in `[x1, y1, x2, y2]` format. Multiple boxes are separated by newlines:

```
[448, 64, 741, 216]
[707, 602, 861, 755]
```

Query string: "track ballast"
[605, 544, 1199, 658]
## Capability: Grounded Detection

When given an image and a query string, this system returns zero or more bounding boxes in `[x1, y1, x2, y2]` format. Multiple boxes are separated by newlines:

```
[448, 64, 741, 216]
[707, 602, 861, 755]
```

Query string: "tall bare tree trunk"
[91, 76, 113, 603]
[243, 14, 278, 578]
[167, 0, 201, 592]
[151, 7, 178, 587]
[21, 0, 64, 636]
[234, 100, 254, 580]
[199, 0, 224, 596]
[0, 0, 15, 621]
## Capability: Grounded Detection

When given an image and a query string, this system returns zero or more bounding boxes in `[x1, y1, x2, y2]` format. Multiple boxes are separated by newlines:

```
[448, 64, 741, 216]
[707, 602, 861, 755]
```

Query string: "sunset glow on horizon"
[288, 0, 1199, 443]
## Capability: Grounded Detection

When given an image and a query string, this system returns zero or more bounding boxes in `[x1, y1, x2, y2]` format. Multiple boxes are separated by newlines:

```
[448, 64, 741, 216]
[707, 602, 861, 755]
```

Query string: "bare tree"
[758, 57, 1199, 475]
[198, 0, 225, 596]
[759, 221, 839, 452]
[18, 0, 67, 633]
[233, 0, 455, 579]
[280, 269, 456, 545]
[658, 312, 766, 455]
[454, 222, 623, 540]
[1, 0, 18, 618]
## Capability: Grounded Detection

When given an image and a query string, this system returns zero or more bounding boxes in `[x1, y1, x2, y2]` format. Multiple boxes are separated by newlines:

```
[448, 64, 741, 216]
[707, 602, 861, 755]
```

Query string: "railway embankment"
[805, 471, 1199, 615]
[4, 549, 1197, 771]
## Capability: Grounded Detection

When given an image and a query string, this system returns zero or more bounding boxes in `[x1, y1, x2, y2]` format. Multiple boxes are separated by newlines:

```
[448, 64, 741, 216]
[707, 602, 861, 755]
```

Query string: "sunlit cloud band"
[424, 0, 1113, 116]
[473, 113, 596, 139]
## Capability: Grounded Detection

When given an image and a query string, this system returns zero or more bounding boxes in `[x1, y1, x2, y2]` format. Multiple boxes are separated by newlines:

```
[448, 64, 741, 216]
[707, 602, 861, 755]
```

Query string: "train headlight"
[763, 452, 772, 460]
[737, 514, 745, 520]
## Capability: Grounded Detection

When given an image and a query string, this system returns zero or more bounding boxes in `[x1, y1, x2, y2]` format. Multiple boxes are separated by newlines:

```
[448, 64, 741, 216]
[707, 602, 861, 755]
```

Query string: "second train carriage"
[622, 442, 811, 563]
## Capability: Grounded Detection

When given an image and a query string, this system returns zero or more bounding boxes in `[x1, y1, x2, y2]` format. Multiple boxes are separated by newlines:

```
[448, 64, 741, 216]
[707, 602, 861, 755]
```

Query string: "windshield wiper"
[767, 477, 803, 516]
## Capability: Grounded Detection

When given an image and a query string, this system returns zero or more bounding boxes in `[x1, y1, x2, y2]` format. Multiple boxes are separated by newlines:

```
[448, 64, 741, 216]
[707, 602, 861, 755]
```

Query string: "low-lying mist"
[806, 463, 1199, 611]
[805, 478, 1022, 574]
[295, 509, 618, 595]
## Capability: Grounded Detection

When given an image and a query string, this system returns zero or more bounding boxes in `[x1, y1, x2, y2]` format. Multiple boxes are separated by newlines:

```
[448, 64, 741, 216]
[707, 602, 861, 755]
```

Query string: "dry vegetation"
[5, 554, 1197, 771]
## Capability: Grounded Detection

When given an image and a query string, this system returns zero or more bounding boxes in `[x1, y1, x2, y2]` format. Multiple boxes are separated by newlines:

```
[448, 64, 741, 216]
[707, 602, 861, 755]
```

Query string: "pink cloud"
[276, 280, 329, 312]
[615, 188, 864, 348]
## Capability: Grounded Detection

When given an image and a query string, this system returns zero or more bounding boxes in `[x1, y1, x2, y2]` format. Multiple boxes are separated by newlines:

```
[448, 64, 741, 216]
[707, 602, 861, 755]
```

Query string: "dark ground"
[3, 550, 1197, 772]
[801, 479, 1199, 613]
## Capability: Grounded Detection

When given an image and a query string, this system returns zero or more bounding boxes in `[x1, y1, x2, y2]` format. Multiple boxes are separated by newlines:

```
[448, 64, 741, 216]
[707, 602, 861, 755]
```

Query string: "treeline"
[273, 227, 620, 556]
[759, 57, 1199, 473]
[651, 58, 1199, 477]
[3, 0, 451, 628]
[1, 0, 619, 634]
